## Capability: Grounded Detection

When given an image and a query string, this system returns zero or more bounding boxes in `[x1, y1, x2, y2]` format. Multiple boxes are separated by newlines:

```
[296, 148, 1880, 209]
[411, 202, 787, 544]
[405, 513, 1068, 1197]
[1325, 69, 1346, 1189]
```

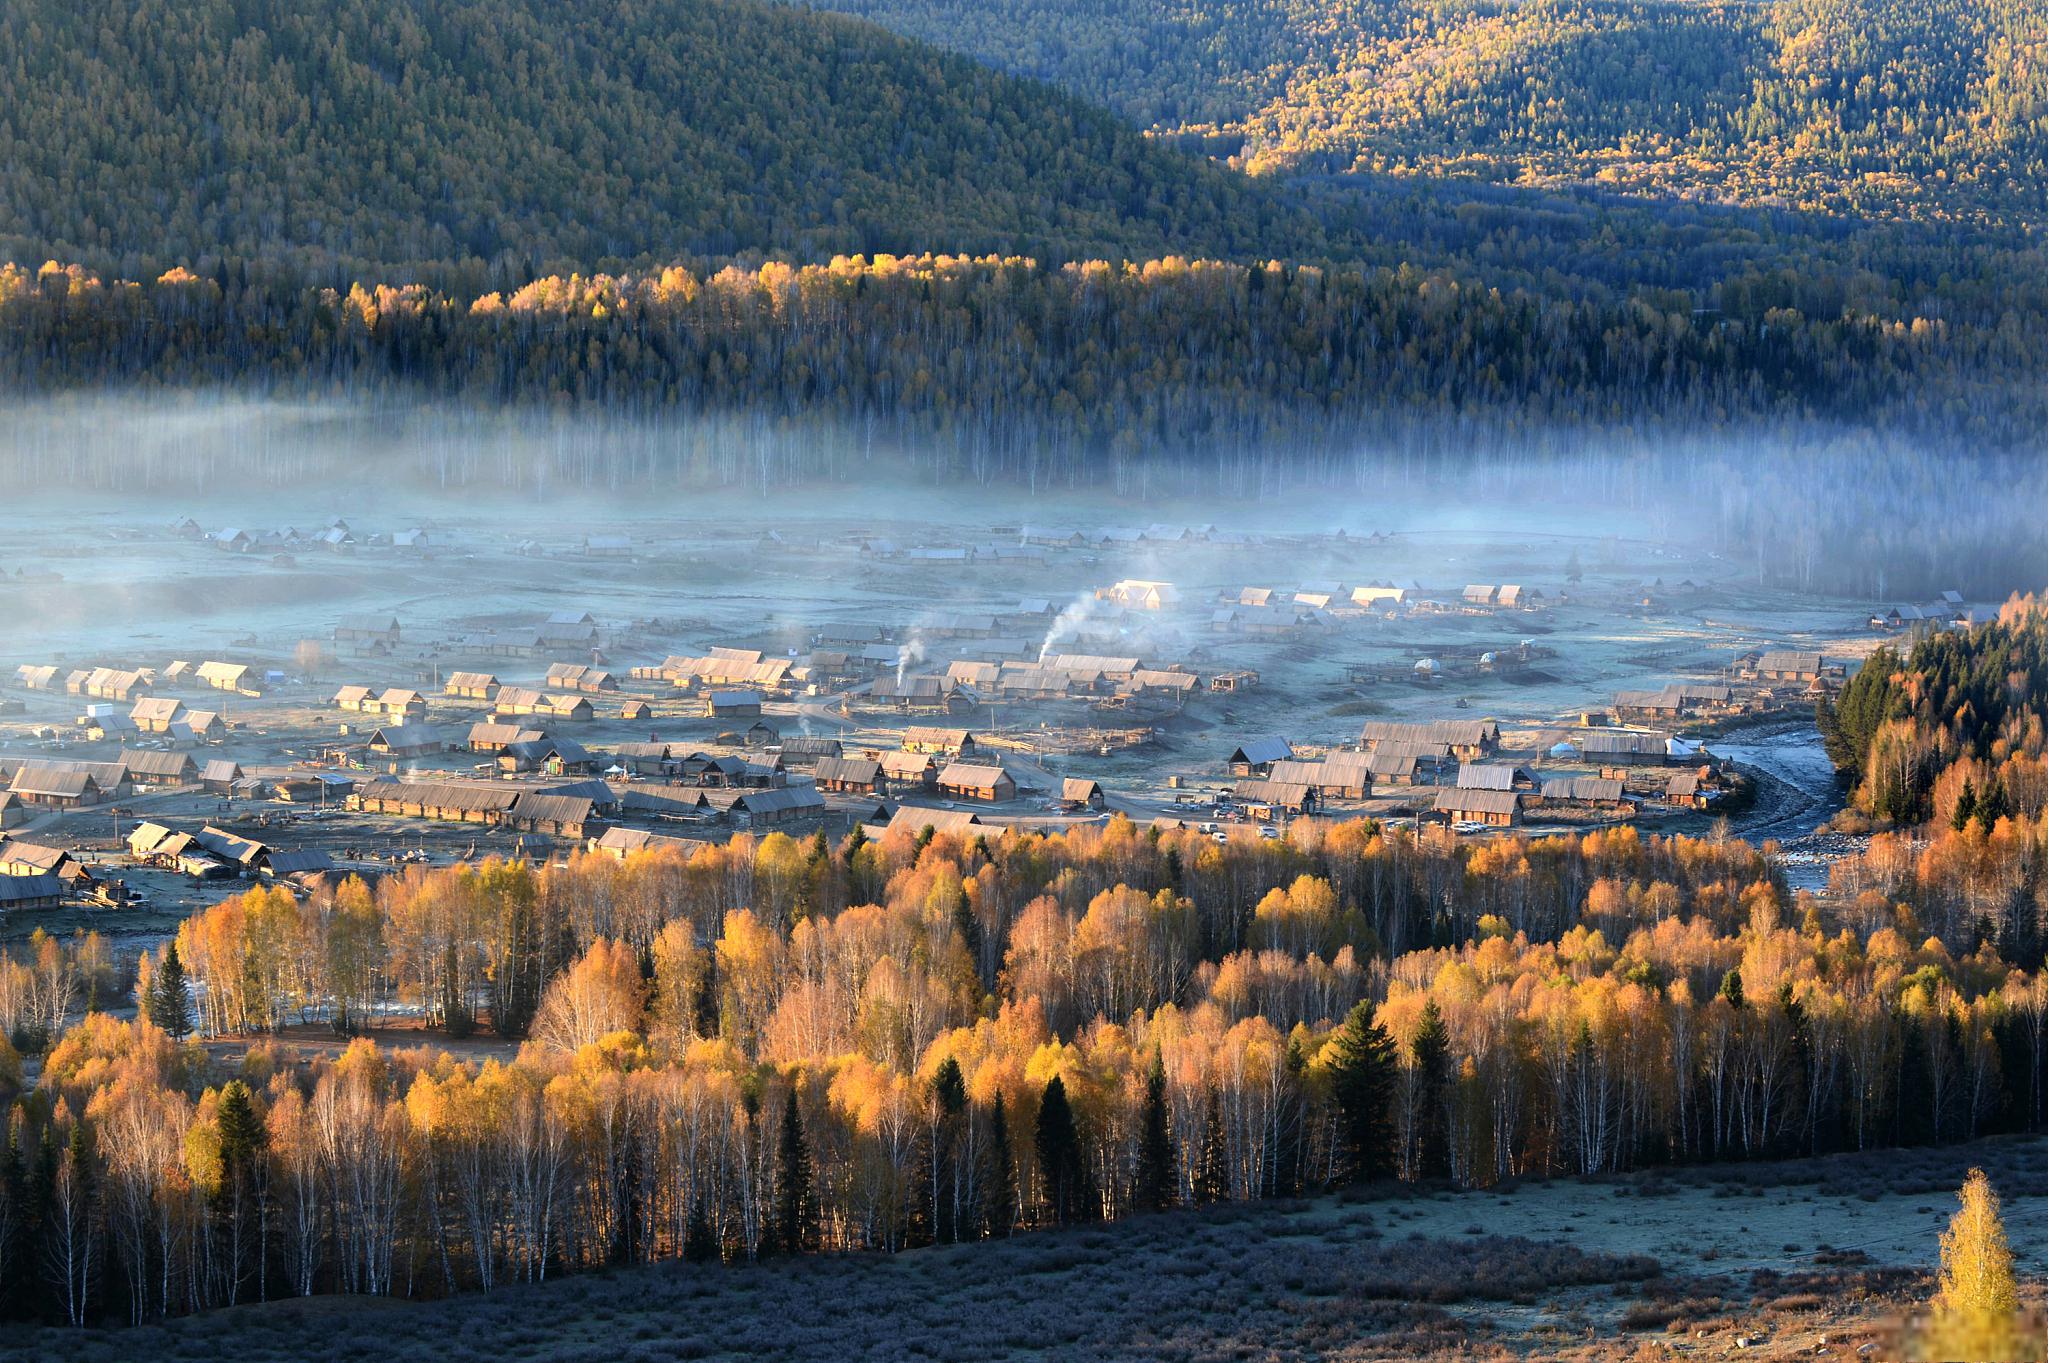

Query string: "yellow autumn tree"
[1916, 1168, 2028, 1362]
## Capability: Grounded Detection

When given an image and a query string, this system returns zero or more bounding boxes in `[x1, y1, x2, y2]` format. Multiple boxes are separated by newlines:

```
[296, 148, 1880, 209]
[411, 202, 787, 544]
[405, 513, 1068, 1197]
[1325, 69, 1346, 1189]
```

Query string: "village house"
[6, 761, 127, 807]
[868, 675, 967, 714]
[1234, 779, 1316, 819]
[468, 721, 547, 753]
[1754, 650, 1830, 684]
[493, 686, 549, 716]
[937, 762, 1017, 803]
[445, 671, 500, 699]
[1350, 585, 1408, 609]
[582, 534, 632, 558]
[352, 780, 522, 824]
[1434, 787, 1522, 827]
[81, 667, 152, 701]
[1665, 771, 1710, 809]
[200, 759, 243, 795]
[195, 660, 257, 693]
[121, 749, 198, 787]
[588, 827, 696, 860]
[366, 723, 447, 759]
[903, 727, 976, 757]
[177, 710, 225, 743]
[546, 663, 619, 693]
[879, 751, 938, 791]
[0, 839, 91, 886]
[777, 736, 842, 767]
[501, 793, 598, 839]
[0, 875, 66, 912]
[1060, 778, 1106, 812]
[541, 694, 595, 722]
[14, 665, 58, 691]
[718, 786, 826, 827]
[500, 739, 596, 776]
[874, 806, 984, 839]
[1456, 763, 1529, 792]
[333, 685, 377, 712]
[0, 794, 23, 831]
[1227, 737, 1294, 778]
[1122, 670, 1202, 703]
[1101, 579, 1179, 611]
[620, 699, 652, 721]
[1361, 719, 1500, 761]
[814, 756, 886, 794]
[131, 696, 185, 733]
[334, 613, 402, 651]
[371, 688, 428, 719]
[1572, 730, 1672, 767]
[1538, 776, 1630, 809]
[705, 690, 763, 720]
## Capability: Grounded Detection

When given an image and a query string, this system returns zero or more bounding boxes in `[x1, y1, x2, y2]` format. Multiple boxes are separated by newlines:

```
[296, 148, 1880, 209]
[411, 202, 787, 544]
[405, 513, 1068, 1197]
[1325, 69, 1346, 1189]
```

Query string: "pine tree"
[1975, 779, 2011, 831]
[931, 1056, 967, 1243]
[684, 1203, 720, 1263]
[692, 951, 721, 1039]
[1917, 1168, 2028, 1362]
[1952, 780, 1978, 831]
[215, 1080, 265, 1303]
[949, 886, 983, 985]
[1412, 999, 1452, 1180]
[1133, 1054, 1176, 1214]
[1194, 1088, 1228, 1205]
[1718, 967, 1745, 1010]
[1326, 999, 1398, 1183]
[775, 1087, 813, 1255]
[1034, 1075, 1092, 1225]
[150, 941, 192, 1038]
[986, 1093, 1015, 1238]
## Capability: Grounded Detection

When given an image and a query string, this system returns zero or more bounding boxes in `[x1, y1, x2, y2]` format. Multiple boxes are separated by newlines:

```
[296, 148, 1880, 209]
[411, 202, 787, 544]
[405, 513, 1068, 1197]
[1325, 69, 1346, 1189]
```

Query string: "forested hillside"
[1821, 594, 2048, 826]
[796, 0, 2048, 224]
[0, 0, 1323, 277]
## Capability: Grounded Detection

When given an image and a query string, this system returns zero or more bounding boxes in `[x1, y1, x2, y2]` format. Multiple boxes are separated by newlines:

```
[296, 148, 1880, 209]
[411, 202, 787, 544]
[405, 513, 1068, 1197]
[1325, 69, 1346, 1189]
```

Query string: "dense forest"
[3, 0, 2048, 531]
[0, 0, 1329, 278]
[1822, 594, 2048, 826]
[1, 809, 2046, 1324]
[9, 254, 2048, 598]
[795, 0, 2048, 225]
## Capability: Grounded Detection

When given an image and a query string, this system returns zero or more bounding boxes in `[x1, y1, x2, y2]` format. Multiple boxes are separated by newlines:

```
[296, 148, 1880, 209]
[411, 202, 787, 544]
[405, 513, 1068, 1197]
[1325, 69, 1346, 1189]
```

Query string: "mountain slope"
[0, 0, 1326, 277]
[790, 0, 2048, 223]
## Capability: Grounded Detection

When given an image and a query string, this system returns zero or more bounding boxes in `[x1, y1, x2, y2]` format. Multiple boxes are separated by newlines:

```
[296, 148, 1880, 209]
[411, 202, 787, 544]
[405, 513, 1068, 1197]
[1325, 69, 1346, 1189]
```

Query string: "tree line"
[2, 810, 2048, 1324]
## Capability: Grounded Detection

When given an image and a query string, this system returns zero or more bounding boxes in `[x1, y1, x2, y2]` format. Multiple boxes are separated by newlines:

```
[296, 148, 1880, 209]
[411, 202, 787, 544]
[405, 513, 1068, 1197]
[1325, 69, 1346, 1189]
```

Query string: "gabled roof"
[0, 874, 64, 904]
[1433, 788, 1521, 816]
[1456, 764, 1519, 791]
[881, 806, 983, 836]
[120, 750, 196, 779]
[1227, 737, 1292, 767]
[815, 756, 882, 785]
[938, 762, 1011, 788]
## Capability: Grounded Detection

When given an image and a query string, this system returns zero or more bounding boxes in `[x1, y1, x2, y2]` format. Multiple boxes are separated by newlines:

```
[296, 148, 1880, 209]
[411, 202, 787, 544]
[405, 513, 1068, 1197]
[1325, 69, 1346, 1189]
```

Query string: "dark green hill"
[0, 0, 1327, 278]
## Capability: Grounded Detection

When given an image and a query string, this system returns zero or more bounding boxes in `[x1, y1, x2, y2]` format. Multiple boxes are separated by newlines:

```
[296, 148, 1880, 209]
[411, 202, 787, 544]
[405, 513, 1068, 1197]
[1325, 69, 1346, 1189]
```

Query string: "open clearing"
[3, 1136, 2039, 1362]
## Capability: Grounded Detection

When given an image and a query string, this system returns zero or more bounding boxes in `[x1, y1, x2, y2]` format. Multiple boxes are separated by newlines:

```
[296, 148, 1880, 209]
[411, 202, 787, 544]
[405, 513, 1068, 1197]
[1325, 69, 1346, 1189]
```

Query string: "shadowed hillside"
[0, 0, 1329, 278]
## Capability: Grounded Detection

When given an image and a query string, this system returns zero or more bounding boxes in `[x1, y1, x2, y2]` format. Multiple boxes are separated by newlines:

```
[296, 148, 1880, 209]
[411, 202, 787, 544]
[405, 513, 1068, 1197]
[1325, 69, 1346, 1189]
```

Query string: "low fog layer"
[2, 394, 2041, 601]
